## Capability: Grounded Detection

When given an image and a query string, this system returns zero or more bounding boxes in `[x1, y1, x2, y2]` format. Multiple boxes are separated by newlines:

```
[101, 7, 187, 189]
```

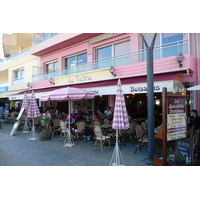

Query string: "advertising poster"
[167, 98, 187, 141]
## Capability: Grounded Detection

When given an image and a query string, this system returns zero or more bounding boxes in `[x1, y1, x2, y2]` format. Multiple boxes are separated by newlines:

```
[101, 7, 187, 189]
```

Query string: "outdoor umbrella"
[41, 86, 95, 147]
[27, 90, 41, 140]
[21, 92, 30, 133]
[110, 79, 130, 166]
[188, 84, 200, 91]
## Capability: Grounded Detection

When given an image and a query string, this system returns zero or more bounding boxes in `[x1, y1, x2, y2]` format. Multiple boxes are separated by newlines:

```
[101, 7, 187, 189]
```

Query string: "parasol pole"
[63, 99, 75, 147]
[22, 115, 30, 133]
[28, 118, 38, 141]
[109, 129, 124, 166]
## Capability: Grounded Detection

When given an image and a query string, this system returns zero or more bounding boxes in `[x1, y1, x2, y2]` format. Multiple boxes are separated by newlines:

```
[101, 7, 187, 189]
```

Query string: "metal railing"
[32, 40, 189, 82]
[0, 81, 8, 88]
[0, 48, 31, 67]
[32, 33, 59, 46]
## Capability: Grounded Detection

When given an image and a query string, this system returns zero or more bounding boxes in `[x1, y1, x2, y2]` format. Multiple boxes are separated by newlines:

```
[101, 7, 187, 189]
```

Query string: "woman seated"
[87, 111, 101, 128]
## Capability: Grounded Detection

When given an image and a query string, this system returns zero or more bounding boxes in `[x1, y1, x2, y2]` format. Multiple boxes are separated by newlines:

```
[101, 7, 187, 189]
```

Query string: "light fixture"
[99, 95, 103, 97]
[109, 66, 116, 77]
[175, 53, 185, 67]
[27, 82, 32, 88]
[49, 77, 55, 85]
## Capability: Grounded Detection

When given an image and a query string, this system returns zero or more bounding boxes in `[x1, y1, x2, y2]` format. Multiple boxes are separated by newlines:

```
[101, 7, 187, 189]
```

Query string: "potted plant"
[40, 117, 52, 141]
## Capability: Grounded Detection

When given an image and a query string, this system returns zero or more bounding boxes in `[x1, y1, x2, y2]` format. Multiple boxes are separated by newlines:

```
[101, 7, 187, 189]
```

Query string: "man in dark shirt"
[188, 109, 200, 130]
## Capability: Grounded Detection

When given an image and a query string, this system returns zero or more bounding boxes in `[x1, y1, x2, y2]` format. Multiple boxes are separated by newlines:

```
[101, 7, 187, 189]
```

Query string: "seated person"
[93, 111, 101, 121]
[97, 109, 103, 119]
[104, 106, 112, 119]
[66, 113, 74, 123]
[87, 111, 101, 128]
[74, 111, 85, 124]
[49, 109, 58, 127]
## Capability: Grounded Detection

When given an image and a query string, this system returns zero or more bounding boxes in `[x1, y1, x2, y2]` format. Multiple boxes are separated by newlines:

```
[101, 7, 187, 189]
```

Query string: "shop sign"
[68, 75, 93, 83]
[167, 99, 187, 141]
[0, 86, 8, 94]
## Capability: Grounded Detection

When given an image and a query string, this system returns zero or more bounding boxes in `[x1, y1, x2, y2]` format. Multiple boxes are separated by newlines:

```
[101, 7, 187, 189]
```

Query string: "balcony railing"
[0, 48, 31, 67]
[32, 39, 189, 82]
[0, 81, 8, 88]
[12, 77, 24, 85]
[32, 33, 59, 46]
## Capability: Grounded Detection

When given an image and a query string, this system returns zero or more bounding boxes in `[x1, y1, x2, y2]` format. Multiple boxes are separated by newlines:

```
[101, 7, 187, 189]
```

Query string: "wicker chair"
[123, 120, 138, 144]
[140, 121, 148, 137]
[93, 120, 101, 125]
[93, 125, 111, 153]
[52, 118, 61, 137]
[103, 118, 110, 124]
[72, 120, 86, 143]
[58, 120, 67, 142]
[134, 124, 148, 154]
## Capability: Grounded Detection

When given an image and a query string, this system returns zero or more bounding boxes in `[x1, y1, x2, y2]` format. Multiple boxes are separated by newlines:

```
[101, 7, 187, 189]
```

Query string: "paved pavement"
[0, 122, 151, 166]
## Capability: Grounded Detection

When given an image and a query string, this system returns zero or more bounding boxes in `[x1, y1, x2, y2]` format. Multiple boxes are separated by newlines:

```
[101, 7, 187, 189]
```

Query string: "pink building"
[15, 33, 200, 119]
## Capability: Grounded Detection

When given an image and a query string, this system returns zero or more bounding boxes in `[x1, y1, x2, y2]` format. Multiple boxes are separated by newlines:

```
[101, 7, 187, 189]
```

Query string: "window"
[141, 33, 187, 59]
[45, 61, 58, 73]
[96, 40, 130, 69]
[13, 69, 24, 85]
[65, 53, 87, 74]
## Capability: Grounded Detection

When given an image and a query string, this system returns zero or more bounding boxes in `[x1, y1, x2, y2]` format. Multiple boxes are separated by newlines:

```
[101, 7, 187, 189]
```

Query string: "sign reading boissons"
[167, 99, 187, 141]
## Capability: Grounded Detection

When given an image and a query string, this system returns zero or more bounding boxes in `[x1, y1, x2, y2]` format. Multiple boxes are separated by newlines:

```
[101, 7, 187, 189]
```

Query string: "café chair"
[52, 118, 61, 137]
[134, 124, 148, 154]
[93, 120, 101, 125]
[58, 120, 67, 142]
[186, 125, 195, 138]
[93, 125, 111, 153]
[72, 120, 86, 143]
[103, 118, 110, 124]
[140, 121, 148, 137]
[123, 120, 138, 144]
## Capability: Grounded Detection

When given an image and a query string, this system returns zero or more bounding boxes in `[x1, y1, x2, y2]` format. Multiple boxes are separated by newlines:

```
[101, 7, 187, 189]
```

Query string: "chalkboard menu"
[175, 138, 194, 160]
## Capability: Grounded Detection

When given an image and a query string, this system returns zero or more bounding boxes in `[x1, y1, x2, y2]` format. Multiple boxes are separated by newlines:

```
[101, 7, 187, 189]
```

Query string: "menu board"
[16, 107, 25, 121]
[167, 99, 187, 141]
[175, 138, 194, 161]
[10, 121, 20, 136]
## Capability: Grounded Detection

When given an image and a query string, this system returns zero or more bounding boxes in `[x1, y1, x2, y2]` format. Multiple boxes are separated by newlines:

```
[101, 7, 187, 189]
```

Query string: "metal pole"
[141, 33, 157, 164]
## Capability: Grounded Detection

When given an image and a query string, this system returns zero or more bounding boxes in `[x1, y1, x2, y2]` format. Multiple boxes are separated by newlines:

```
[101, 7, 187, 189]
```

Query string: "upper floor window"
[65, 53, 87, 68]
[45, 61, 58, 73]
[65, 53, 87, 74]
[13, 68, 24, 85]
[95, 40, 130, 69]
[141, 33, 188, 59]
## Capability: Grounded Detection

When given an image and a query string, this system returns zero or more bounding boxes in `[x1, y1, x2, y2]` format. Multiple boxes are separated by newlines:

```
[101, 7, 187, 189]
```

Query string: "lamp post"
[140, 33, 158, 164]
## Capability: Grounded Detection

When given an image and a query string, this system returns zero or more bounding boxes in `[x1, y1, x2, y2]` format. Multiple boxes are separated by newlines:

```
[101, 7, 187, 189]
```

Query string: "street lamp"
[140, 33, 158, 164]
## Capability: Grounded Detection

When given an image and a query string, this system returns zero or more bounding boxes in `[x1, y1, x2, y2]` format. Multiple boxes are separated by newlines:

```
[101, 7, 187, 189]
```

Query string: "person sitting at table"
[74, 111, 85, 124]
[49, 109, 58, 128]
[97, 109, 103, 119]
[86, 111, 101, 128]
[104, 106, 112, 119]
[66, 113, 73, 123]
[55, 109, 62, 119]
[71, 104, 79, 118]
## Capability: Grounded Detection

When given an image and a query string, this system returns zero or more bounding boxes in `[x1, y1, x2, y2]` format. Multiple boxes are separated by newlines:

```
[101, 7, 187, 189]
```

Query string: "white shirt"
[104, 110, 112, 116]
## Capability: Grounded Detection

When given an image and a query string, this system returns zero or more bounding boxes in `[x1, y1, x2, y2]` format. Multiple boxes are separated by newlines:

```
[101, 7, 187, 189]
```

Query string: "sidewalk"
[0, 122, 150, 166]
